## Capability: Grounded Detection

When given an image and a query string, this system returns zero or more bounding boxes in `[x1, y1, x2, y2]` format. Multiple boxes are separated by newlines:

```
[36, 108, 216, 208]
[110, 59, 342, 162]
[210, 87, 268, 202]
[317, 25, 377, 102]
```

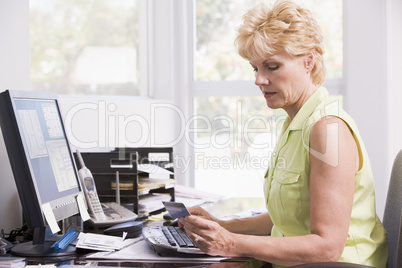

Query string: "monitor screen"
[13, 98, 80, 215]
[0, 90, 84, 257]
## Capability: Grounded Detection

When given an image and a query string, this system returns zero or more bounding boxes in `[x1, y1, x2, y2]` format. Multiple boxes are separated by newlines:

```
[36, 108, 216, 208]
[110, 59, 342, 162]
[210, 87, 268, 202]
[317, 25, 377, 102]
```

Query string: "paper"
[174, 184, 223, 203]
[138, 164, 173, 179]
[84, 236, 227, 263]
[42, 202, 60, 233]
[76, 193, 90, 222]
[0, 257, 26, 268]
[174, 197, 208, 208]
[148, 152, 170, 162]
[138, 193, 171, 215]
[76, 232, 126, 252]
[26, 265, 56, 268]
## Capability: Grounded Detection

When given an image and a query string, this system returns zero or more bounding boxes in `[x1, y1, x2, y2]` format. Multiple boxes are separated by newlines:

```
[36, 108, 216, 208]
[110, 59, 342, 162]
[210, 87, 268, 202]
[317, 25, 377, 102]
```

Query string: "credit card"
[162, 201, 191, 218]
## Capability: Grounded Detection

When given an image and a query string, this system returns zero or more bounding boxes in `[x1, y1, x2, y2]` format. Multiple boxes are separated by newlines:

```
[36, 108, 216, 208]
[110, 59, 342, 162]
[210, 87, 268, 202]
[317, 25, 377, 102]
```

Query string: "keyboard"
[142, 226, 205, 256]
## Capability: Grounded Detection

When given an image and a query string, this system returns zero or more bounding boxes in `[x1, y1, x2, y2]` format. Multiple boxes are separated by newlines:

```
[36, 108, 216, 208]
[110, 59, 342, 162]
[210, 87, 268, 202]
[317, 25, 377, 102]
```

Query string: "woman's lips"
[263, 92, 276, 99]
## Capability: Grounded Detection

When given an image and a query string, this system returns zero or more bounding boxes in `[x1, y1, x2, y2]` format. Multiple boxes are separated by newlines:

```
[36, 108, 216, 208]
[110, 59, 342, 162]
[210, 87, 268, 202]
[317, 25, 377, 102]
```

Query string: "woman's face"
[250, 51, 315, 119]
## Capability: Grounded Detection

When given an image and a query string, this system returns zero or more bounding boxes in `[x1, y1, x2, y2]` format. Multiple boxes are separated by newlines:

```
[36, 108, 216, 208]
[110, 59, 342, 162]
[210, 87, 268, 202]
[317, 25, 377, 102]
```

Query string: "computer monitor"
[0, 90, 85, 257]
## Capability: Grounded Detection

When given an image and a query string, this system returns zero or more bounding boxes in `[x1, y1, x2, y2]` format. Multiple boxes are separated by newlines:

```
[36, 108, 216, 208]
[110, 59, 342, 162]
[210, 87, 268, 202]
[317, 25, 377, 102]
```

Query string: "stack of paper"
[138, 193, 171, 216]
[138, 178, 175, 191]
[138, 163, 173, 179]
[76, 233, 127, 252]
[0, 257, 26, 268]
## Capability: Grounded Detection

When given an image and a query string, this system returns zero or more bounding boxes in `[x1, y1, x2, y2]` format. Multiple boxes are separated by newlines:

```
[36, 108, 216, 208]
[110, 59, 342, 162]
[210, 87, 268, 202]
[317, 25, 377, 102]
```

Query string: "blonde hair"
[235, 0, 326, 86]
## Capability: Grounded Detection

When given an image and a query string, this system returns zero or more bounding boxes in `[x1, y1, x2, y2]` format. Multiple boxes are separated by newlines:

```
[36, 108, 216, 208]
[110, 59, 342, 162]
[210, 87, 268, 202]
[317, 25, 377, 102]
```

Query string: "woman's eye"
[268, 66, 279, 71]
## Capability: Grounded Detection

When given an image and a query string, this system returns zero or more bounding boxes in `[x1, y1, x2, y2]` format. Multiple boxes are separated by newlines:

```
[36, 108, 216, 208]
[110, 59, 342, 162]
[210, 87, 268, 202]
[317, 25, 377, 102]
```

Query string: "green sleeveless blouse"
[263, 87, 388, 268]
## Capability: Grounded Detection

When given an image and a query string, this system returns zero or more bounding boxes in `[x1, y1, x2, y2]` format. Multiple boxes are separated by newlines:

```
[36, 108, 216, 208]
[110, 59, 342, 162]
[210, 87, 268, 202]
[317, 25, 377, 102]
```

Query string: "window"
[195, 0, 343, 81]
[194, 0, 343, 197]
[30, 0, 143, 96]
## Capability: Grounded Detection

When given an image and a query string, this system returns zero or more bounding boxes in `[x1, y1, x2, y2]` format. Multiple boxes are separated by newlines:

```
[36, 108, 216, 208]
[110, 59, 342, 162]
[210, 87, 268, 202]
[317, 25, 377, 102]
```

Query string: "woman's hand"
[180, 215, 237, 257]
[178, 206, 221, 228]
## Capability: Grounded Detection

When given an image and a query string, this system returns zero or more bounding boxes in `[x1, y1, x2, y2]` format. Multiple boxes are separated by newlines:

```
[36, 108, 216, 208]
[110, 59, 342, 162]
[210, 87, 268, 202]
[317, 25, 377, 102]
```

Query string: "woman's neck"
[285, 84, 318, 122]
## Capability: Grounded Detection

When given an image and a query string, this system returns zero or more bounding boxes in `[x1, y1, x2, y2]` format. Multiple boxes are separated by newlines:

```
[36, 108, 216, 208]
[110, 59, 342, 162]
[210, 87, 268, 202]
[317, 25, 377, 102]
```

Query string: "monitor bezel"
[0, 89, 83, 229]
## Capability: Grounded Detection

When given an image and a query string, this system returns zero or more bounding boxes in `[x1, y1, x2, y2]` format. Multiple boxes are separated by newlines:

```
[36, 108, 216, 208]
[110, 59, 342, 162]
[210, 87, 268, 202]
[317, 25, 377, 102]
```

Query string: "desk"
[10, 197, 272, 268]
[206, 197, 266, 217]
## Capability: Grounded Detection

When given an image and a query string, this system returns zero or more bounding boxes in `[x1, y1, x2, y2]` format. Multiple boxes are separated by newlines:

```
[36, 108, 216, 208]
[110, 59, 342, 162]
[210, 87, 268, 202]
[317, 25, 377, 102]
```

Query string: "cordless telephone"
[76, 150, 138, 227]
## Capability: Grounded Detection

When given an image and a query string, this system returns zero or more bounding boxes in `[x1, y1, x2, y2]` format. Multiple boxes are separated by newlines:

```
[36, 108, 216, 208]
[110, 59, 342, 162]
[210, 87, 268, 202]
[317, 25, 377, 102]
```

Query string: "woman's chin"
[265, 100, 281, 110]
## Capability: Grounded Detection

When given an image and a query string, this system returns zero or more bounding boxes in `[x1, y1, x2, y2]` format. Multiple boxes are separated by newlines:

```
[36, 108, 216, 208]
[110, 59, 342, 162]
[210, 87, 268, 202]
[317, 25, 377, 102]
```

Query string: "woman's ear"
[305, 51, 316, 72]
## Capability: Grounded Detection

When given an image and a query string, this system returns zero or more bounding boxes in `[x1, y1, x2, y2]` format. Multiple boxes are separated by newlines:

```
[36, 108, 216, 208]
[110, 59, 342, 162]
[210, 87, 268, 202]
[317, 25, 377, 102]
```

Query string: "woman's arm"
[220, 212, 273, 235]
[307, 116, 359, 260]
[184, 206, 273, 235]
[182, 116, 359, 266]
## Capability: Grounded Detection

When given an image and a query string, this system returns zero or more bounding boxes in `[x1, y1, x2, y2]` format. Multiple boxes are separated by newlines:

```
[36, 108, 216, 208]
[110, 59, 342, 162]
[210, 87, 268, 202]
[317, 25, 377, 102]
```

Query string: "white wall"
[344, 0, 396, 218]
[387, 0, 402, 178]
[0, 0, 29, 233]
[58, 95, 178, 152]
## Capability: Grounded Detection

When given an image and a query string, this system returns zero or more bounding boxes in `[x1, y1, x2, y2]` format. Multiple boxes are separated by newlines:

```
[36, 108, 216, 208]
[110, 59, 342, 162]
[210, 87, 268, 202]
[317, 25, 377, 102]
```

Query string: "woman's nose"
[255, 72, 269, 86]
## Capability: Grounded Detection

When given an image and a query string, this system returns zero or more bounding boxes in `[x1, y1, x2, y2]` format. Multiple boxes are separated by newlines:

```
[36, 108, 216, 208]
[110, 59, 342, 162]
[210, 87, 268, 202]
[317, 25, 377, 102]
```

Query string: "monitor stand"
[11, 226, 76, 257]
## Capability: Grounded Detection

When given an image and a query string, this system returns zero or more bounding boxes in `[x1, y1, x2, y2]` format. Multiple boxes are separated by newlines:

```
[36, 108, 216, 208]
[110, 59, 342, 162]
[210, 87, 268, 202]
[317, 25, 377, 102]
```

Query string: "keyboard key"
[163, 226, 195, 248]
[168, 227, 186, 247]
[162, 228, 177, 246]
[175, 227, 194, 247]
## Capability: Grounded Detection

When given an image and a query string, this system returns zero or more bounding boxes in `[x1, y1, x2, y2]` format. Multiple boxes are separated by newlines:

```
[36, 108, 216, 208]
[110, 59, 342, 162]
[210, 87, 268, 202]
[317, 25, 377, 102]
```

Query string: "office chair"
[291, 149, 402, 268]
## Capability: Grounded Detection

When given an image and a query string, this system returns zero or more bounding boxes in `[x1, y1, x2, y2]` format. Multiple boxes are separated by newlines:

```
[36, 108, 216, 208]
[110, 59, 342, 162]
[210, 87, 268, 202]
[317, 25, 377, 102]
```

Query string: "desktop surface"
[8, 197, 270, 267]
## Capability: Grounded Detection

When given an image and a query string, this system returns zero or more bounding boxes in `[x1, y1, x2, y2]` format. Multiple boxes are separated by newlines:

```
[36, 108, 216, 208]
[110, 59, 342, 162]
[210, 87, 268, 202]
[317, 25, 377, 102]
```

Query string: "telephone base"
[87, 202, 138, 228]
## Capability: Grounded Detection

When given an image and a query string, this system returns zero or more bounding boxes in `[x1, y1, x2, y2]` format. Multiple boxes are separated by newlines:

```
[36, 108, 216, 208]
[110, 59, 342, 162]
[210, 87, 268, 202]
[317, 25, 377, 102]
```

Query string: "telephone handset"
[76, 150, 138, 227]
[78, 166, 107, 222]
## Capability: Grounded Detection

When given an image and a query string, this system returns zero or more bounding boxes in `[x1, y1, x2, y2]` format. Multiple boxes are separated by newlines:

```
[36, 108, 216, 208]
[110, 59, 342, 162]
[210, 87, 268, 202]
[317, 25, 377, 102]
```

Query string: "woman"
[179, 0, 389, 267]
